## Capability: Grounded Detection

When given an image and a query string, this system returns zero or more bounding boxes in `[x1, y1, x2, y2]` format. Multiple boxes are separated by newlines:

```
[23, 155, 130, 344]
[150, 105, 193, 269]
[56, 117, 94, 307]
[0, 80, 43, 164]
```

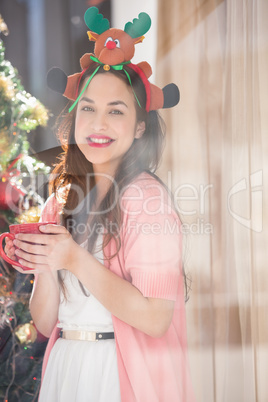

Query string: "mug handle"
[0, 232, 22, 268]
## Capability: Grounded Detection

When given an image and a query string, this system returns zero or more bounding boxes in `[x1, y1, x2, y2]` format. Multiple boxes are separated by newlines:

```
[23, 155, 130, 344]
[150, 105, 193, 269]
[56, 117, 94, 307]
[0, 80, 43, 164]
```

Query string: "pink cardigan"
[39, 172, 195, 401]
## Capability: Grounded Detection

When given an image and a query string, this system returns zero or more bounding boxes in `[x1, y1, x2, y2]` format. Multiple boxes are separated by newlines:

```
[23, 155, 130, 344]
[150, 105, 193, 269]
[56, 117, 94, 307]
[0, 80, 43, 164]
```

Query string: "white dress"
[38, 238, 121, 402]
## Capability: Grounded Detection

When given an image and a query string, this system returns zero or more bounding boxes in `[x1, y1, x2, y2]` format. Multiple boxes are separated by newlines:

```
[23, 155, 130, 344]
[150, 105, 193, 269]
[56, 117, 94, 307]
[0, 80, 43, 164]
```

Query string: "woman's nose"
[91, 112, 107, 132]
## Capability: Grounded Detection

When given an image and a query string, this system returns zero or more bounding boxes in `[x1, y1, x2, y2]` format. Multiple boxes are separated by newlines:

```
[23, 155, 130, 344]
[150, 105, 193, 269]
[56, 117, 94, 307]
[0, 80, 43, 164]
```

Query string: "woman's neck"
[93, 165, 117, 205]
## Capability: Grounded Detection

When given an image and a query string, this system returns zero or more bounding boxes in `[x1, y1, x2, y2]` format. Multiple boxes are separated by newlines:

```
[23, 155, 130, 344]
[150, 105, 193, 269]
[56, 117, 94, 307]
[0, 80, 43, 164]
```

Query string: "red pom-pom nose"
[106, 40, 116, 50]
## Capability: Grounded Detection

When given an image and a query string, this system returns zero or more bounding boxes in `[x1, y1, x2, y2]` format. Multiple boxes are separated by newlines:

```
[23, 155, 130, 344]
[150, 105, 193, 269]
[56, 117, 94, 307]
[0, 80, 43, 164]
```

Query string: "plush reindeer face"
[89, 28, 142, 65]
[85, 7, 151, 66]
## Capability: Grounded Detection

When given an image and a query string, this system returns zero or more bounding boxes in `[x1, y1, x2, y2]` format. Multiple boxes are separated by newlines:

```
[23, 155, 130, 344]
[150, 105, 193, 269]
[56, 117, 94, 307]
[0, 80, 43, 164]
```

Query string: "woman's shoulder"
[120, 171, 175, 216]
[122, 171, 167, 196]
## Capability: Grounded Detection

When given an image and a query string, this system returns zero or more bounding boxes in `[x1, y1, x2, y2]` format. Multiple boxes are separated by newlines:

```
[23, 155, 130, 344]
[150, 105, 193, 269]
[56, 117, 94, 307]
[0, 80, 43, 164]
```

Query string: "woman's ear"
[135, 121, 146, 139]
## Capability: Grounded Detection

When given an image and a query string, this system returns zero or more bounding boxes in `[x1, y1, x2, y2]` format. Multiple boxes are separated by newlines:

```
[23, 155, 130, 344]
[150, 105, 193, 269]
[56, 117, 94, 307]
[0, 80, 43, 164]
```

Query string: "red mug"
[0, 222, 56, 270]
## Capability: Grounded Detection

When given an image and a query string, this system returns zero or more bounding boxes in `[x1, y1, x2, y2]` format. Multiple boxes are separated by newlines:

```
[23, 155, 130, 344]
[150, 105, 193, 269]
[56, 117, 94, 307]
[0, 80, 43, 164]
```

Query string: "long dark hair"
[49, 64, 173, 294]
[50, 64, 190, 301]
[51, 64, 165, 248]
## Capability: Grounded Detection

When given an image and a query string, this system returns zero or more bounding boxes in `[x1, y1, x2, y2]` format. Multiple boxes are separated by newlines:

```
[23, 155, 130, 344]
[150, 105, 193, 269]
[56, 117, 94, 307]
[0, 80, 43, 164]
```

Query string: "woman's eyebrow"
[79, 96, 94, 103]
[108, 100, 128, 108]
[79, 97, 128, 108]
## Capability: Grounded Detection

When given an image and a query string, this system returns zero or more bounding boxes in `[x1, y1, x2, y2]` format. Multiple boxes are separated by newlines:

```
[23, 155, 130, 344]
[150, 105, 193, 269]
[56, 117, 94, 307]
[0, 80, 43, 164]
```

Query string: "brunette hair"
[51, 64, 191, 301]
[50, 64, 171, 296]
[50, 63, 171, 296]
[51, 64, 166, 246]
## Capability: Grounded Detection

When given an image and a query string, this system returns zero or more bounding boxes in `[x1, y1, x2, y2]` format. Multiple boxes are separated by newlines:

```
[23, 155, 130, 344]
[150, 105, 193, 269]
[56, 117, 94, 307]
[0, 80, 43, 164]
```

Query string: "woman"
[5, 9, 195, 402]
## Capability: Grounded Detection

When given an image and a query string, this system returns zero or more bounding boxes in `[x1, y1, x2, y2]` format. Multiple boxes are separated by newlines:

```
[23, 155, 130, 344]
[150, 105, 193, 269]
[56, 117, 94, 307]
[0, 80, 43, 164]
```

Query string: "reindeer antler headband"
[47, 7, 180, 113]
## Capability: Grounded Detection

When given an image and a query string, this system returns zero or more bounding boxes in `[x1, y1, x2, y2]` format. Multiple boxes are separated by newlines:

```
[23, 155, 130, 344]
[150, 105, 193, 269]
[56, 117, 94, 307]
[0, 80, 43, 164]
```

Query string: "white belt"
[60, 330, 115, 342]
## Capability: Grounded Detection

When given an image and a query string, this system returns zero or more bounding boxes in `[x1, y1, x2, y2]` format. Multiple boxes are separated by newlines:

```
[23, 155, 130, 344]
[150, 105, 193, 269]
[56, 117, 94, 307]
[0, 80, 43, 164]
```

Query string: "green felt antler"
[84, 7, 110, 35]
[124, 12, 151, 39]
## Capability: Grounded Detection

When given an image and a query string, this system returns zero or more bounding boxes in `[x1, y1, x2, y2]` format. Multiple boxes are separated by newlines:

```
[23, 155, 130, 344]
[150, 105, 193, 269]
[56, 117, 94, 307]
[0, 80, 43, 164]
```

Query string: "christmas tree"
[0, 15, 50, 401]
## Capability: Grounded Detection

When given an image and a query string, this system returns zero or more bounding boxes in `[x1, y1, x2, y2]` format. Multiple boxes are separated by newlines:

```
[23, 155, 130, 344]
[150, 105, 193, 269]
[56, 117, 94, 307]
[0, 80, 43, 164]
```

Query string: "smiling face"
[74, 72, 145, 176]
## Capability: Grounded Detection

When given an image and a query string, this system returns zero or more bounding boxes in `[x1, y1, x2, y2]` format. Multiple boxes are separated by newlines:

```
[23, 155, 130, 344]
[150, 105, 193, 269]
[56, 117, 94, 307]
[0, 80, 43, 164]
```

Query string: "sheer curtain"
[156, 1, 268, 401]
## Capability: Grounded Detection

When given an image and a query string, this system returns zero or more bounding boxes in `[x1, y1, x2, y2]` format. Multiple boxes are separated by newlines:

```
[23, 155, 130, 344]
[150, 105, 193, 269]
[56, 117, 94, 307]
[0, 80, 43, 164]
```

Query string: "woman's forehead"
[80, 72, 136, 107]
[83, 73, 130, 94]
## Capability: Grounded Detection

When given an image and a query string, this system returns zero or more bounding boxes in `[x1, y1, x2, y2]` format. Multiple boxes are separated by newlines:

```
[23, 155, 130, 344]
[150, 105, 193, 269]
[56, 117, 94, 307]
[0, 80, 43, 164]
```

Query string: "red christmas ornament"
[0, 154, 26, 210]
[0, 177, 25, 210]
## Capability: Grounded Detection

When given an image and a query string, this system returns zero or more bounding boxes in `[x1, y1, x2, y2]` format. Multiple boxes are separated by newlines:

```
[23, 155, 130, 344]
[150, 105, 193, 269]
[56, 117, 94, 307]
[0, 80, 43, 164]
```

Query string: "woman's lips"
[86, 135, 115, 148]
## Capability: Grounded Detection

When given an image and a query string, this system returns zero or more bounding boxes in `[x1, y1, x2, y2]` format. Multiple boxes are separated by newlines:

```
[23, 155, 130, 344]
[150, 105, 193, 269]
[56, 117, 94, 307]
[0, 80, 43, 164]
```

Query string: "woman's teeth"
[89, 138, 113, 144]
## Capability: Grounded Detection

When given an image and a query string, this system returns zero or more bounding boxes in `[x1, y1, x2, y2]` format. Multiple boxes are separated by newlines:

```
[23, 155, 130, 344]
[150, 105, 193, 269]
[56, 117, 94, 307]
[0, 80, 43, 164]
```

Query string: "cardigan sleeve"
[120, 176, 182, 301]
[39, 193, 61, 224]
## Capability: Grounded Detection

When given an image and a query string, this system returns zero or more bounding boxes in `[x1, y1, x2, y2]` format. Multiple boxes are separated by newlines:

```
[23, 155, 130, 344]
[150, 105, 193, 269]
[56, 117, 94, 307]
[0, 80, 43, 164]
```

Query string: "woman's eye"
[81, 106, 94, 112]
[110, 109, 123, 115]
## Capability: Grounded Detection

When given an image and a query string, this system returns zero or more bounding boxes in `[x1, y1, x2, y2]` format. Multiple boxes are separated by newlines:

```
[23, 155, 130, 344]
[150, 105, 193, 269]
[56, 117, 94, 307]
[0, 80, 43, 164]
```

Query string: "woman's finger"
[13, 256, 49, 273]
[39, 224, 68, 235]
[13, 239, 47, 255]
[4, 244, 16, 260]
[15, 226, 69, 244]
[5, 237, 13, 245]
[15, 233, 53, 245]
[4, 242, 12, 253]
[15, 248, 47, 265]
[5, 238, 13, 250]
[8, 248, 16, 260]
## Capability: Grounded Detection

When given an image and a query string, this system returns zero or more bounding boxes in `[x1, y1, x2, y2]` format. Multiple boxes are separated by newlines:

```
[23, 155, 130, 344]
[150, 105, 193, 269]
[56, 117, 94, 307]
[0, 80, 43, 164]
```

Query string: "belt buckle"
[86, 331, 97, 342]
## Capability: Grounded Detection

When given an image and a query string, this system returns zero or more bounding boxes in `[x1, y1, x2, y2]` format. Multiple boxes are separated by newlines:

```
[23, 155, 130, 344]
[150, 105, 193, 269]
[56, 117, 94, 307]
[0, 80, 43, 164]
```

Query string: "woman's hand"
[12, 224, 78, 273]
[3, 237, 23, 272]
[4, 237, 16, 261]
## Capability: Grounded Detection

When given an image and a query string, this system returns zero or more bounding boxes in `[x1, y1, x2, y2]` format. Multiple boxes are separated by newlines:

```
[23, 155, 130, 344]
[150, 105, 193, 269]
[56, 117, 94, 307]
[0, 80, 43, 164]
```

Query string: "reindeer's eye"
[114, 39, 120, 48]
[105, 37, 113, 46]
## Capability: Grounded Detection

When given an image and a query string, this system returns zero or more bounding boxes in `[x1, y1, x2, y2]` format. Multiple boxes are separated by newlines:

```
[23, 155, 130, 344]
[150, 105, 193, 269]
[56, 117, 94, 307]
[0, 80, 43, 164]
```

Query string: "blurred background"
[0, 0, 267, 401]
